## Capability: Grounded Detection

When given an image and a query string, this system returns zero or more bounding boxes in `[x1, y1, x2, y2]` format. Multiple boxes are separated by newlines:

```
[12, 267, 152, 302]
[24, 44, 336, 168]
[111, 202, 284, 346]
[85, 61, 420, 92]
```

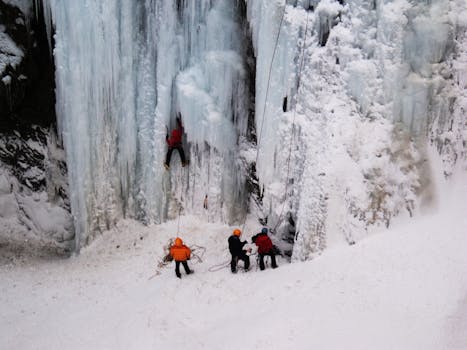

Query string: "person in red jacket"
[164, 114, 187, 169]
[252, 227, 278, 270]
[169, 237, 192, 278]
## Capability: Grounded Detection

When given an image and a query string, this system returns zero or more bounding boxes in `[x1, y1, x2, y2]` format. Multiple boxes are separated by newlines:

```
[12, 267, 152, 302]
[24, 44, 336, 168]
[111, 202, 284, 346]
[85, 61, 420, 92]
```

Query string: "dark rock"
[0, 126, 66, 193]
[0, 0, 56, 131]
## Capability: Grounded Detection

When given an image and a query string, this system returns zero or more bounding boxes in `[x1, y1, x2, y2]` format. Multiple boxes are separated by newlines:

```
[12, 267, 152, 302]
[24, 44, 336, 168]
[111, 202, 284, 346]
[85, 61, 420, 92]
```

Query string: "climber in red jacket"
[252, 227, 278, 270]
[165, 114, 187, 169]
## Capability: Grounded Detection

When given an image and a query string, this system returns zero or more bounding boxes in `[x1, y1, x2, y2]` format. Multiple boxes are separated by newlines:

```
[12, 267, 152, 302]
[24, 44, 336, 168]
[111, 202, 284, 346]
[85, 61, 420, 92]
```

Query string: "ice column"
[173, 0, 253, 223]
[41, 0, 253, 248]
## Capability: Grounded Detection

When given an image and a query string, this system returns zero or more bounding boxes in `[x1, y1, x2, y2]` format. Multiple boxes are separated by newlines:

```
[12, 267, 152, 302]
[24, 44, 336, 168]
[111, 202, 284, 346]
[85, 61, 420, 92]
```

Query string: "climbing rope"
[208, 247, 257, 272]
[255, 5, 287, 165]
[176, 206, 182, 234]
[175, 154, 185, 234]
[257, 8, 311, 234]
[208, 259, 231, 272]
[190, 244, 206, 263]
[271, 10, 311, 233]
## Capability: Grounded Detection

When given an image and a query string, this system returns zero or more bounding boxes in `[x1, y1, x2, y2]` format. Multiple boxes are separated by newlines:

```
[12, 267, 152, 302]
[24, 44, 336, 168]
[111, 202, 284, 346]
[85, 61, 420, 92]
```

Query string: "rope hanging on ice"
[208, 247, 257, 272]
[175, 156, 185, 234]
[254, 5, 312, 234]
[255, 6, 287, 165]
[270, 10, 311, 234]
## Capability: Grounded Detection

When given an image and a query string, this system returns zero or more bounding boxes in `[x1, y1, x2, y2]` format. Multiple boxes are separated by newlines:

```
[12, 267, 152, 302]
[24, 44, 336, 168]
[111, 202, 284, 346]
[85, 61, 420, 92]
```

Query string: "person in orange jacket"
[169, 237, 192, 278]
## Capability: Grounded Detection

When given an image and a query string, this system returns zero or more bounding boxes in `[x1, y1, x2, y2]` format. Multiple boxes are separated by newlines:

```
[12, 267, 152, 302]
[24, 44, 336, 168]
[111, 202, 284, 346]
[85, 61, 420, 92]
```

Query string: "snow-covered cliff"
[34, 0, 466, 255]
[247, 0, 466, 260]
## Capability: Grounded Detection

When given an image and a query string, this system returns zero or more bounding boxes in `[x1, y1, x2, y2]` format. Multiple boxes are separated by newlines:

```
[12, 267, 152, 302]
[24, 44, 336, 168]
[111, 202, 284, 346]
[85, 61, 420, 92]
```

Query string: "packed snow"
[1, 168, 466, 349]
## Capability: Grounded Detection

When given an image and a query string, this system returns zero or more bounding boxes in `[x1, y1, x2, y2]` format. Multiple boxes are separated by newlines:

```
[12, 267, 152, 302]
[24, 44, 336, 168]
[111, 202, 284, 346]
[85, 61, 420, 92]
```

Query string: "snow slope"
[1, 175, 466, 350]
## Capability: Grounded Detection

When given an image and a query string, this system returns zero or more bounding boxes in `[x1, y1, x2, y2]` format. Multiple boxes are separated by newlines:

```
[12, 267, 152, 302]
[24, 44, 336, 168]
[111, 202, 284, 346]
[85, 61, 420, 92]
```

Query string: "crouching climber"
[252, 227, 278, 270]
[169, 237, 193, 278]
[228, 229, 250, 273]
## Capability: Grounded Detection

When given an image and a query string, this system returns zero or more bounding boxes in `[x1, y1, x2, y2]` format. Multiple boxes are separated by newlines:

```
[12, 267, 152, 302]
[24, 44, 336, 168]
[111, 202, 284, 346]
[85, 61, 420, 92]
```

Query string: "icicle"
[40, 0, 254, 248]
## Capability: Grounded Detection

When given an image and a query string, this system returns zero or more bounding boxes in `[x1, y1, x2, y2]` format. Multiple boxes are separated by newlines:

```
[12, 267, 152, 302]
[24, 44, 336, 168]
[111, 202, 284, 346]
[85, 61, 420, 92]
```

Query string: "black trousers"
[165, 146, 186, 166]
[231, 253, 250, 273]
[175, 260, 191, 278]
[259, 252, 277, 270]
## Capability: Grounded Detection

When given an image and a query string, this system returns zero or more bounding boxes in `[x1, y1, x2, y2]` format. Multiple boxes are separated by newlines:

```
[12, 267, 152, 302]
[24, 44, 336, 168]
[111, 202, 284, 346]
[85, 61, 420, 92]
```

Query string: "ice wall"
[40, 0, 253, 249]
[39, 0, 465, 256]
[246, 0, 466, 260]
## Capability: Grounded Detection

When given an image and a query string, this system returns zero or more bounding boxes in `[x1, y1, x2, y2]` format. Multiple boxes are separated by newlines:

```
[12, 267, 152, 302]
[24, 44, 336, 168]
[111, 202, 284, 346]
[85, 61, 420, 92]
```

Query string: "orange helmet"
[233, 229, 241, 236]
[174, 237, 183, 246]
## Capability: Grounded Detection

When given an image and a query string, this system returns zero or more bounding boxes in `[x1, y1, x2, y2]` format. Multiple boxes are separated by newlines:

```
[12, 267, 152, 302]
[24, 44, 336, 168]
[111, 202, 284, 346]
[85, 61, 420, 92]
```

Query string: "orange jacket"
[170, 237, 191, 262]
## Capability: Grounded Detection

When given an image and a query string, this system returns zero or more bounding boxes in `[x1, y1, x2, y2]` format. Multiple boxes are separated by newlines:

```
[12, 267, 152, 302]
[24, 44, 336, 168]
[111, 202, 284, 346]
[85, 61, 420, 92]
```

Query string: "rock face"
[0, 126, 74, 263]
[0, 1, 27, 122]
[0, 0, 55, 130]
[0, 0, 72, 261]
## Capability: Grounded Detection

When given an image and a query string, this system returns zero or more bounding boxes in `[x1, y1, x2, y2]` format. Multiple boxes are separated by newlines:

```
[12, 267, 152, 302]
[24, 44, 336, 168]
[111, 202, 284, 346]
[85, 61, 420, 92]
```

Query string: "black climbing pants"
[165, 146, 186, 166]
[175, 260, 191, 278]
[259, 252, 277, 270]
[231, 252, 250, 273]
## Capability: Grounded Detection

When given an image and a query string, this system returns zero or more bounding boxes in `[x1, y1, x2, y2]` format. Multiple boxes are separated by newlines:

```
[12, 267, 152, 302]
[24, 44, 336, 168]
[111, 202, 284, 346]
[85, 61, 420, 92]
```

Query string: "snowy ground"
[1, 176, 467, 350]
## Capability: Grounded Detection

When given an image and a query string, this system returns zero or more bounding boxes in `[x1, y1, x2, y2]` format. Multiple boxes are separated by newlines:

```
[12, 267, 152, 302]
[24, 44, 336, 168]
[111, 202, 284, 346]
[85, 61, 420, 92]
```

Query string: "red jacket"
[254, 233, 273, 254]
[167, 122, 183, 148]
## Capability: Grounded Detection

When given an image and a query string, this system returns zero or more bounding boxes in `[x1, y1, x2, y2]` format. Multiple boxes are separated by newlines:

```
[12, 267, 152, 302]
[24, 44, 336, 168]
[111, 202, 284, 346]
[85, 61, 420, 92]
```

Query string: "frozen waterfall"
[40, 0, 254, 249]
[39, 0, 466, 257]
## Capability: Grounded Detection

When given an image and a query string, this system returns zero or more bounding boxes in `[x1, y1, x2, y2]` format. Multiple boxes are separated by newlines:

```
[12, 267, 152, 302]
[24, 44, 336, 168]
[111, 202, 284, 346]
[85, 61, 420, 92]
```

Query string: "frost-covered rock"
[0, 126, 73, 261]
[0, 0, 27, 116]
[0, 1, 69, 259]
[0, 0, 55, 129]
[246, 0, 466, 260]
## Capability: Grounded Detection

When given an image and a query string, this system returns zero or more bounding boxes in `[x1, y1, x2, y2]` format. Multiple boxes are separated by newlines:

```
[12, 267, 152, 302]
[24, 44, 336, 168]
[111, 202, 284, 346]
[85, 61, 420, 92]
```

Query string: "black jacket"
[228, 235, 247, 256]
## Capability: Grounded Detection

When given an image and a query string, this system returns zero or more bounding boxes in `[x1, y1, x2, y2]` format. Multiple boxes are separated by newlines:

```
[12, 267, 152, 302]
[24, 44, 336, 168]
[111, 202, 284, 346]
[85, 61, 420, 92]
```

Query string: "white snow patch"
[1, 175, 466, 349]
